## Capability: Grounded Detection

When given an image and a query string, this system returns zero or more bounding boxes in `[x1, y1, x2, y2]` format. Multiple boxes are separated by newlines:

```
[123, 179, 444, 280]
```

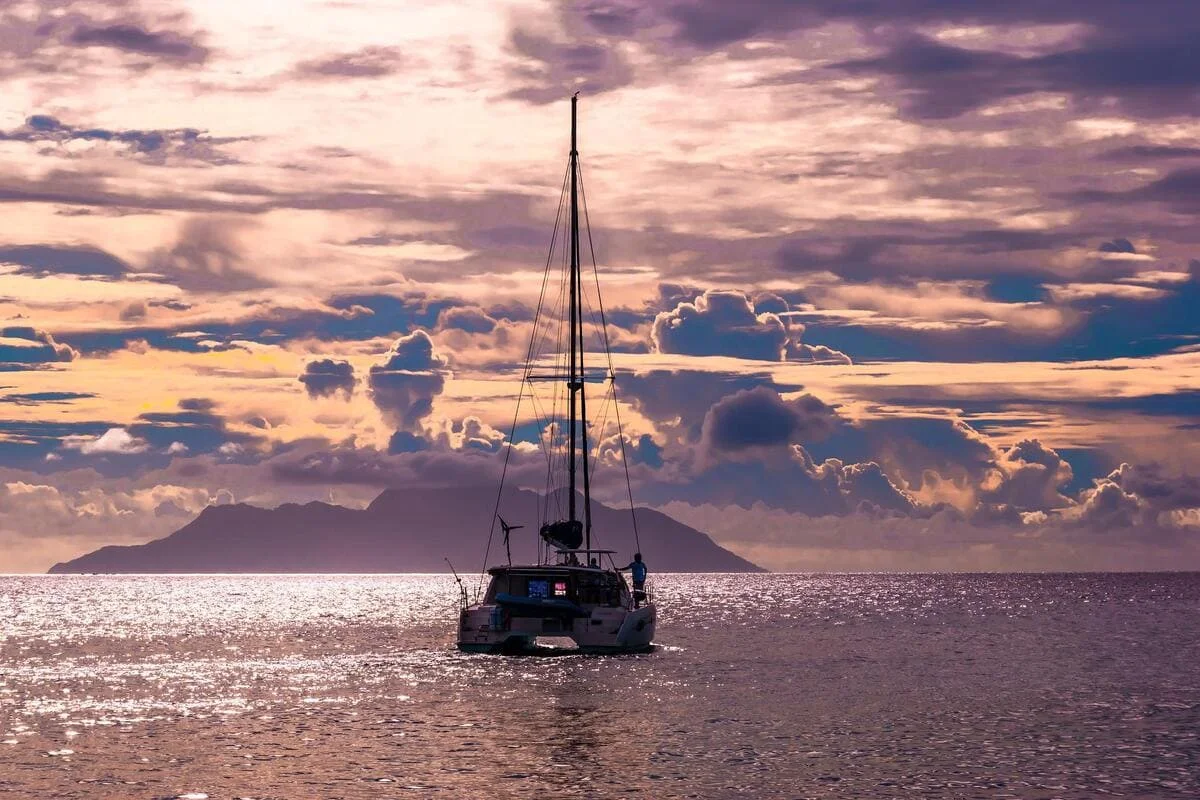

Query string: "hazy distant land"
[48, 486, 763, 574]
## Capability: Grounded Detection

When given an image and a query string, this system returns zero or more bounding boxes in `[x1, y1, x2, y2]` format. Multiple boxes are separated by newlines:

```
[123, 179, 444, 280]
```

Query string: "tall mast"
[567, 94, 579, 527]
[568, 93, 593, 544]
[575, 97, 593, 548]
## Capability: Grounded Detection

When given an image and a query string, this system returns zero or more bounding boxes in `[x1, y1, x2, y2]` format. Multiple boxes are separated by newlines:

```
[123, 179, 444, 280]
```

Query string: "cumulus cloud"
[435, 416, 506, 453]
[979, 439, 1075, 513]
[0, 327, 78, 365]
[63, 427, 149, 455]
[653, 289, 851, 364]
[368, 330, 450, 432]
[653, 290, 788, 360]
[1068, 462, 1200, 529]
[299, 359, 356, 399]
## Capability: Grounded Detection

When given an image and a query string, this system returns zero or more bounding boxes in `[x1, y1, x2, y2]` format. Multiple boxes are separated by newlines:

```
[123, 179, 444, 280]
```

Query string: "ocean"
[1, 573, 1197, 798]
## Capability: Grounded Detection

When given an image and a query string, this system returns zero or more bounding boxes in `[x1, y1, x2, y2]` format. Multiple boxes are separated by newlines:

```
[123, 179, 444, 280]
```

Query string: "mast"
[575, 97, 594, 548]
[568, 92, 594, 545]
[567, 94, 578, 528]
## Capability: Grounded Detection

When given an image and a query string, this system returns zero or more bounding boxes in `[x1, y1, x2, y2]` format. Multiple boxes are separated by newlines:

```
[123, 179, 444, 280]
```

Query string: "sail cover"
[540, 519, 584, 550]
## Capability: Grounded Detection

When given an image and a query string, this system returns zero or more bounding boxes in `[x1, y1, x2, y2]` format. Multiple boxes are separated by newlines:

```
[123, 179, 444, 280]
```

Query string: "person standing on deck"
[620, 553, 648, 607]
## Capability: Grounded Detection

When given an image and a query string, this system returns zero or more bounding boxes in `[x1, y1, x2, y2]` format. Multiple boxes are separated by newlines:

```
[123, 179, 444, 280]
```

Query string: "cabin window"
[484, 574, 510, 602]
[527, 579, 550, 599]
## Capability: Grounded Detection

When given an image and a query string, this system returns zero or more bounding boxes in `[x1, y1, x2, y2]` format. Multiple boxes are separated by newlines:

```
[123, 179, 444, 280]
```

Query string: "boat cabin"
[483, 564, 630, 610]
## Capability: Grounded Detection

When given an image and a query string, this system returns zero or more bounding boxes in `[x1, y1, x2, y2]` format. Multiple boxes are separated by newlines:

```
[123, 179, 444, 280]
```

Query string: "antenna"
[498, 516, 524, 565]
[446, 558, 467, 607]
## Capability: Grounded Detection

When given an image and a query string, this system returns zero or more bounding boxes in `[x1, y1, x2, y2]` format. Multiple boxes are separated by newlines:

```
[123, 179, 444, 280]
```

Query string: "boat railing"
[632, 578, 654, 607]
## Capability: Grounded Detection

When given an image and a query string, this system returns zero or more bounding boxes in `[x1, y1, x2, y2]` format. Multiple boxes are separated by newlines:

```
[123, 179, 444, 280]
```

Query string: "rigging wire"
[579, 162, 642, 554]
[478, 160, 570, 592]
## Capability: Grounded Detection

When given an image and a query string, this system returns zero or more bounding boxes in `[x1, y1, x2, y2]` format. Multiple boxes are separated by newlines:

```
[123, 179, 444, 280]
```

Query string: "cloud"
[0, 115, 250, 165]
[299, 359, 356, 399]
[829, 30, 1200, 120]
[1101, 145, 1200, 160]
[653, 290, 788, 360]
[621, 368, 795, 444]
[63, 427, 149, 455]
[291, 46, 405, 79]
[120, 301, 147, 322]
[146, 216, 266, 291]
[0, 391, 95, 406]
[438, 306, 497, 334]
[435, 416, 507, 453]
[504, 27, 634, 104]
[68, 23, 209, 65]
[979, 439, 1074, 513]
[270, 442, 503, 489]
[0, 327, 78, 365]
[368, 330, 450, 432]
[700, 386, 837, 455]
[0, 244, 129, 277]
[653, 289, 852, 364]
[1098, 238, 1137, 254]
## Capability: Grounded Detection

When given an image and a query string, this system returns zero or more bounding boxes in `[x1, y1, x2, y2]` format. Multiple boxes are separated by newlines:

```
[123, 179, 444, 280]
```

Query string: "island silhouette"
[48, 486, 763, 573]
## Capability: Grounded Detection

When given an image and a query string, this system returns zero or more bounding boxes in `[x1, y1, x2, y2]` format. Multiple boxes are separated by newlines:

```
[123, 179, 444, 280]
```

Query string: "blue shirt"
[628, 561, 647, 583]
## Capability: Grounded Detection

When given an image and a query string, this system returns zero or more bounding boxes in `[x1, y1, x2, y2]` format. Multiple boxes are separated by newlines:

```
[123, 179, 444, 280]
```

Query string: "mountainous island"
[48, 486, 763, 573]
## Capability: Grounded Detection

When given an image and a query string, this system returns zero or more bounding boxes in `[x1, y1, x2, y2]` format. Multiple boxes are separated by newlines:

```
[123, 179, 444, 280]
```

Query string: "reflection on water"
[2, 574, 1199, 797]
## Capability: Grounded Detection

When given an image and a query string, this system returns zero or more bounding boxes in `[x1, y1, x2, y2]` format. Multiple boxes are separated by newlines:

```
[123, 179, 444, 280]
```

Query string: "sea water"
[1, 574, 1197, 798]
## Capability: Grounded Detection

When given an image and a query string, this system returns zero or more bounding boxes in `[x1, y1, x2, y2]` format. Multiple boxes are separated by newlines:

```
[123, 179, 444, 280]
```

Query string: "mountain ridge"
[48, 486, 765, 573]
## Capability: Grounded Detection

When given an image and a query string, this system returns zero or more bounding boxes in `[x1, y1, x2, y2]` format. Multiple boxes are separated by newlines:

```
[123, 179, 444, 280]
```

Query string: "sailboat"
[456, 94, 656, 654]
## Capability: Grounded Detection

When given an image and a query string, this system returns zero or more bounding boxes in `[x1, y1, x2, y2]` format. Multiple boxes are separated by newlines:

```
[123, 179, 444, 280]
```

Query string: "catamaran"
[455, 95, 656, 654]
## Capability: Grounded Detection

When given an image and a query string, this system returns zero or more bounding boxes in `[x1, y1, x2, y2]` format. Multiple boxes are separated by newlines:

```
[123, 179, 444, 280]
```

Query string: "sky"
[2, 0, 1199, 572]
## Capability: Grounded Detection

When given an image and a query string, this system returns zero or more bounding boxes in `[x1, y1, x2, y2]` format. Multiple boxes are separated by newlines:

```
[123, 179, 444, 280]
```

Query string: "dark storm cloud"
[1097, 238, 1136, 254]
[368, 330, 450, 432]
[0, 327, 78, 366]
[67, 23, 209, 64]
[700, 386, 837, 454]
[299, 359, 356, 399]
[388, 430, 430, 454]
[291, 46, 405, 79]
[621, 369, 799, 442]
[0, 244, 129, 277]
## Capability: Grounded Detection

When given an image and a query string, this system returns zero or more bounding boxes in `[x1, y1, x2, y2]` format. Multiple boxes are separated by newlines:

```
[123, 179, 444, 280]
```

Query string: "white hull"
[458, 601, 655, 654]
